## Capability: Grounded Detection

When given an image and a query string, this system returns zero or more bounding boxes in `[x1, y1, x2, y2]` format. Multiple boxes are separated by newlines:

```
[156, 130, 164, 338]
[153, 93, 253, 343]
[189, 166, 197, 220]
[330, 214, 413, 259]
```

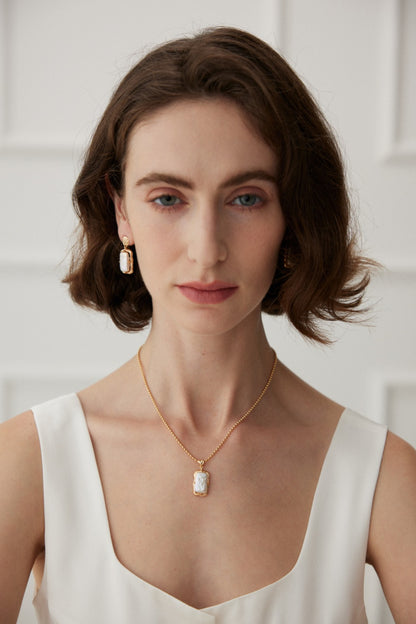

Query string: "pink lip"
[177, 281, 238, 304]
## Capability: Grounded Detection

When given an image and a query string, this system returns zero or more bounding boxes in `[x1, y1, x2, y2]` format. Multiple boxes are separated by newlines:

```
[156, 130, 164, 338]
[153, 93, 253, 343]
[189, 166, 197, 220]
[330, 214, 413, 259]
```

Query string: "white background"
[0, 1, 414, 622]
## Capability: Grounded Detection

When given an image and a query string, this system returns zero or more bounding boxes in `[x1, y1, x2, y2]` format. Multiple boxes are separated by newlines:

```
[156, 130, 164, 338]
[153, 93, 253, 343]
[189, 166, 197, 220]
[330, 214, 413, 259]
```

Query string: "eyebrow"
[135, 169, 277, 190]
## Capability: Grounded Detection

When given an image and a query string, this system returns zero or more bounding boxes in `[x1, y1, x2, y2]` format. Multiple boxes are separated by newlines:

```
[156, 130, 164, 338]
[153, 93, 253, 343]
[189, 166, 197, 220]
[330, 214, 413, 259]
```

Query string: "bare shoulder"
[371, 431, 416, 514]
[0, 410, 44, 536]
[0, 411, 44, 621]
[385, 429, 416, 465]
[372, 431, 416, 534]
[0, 409, 43, 486]
[367, 431, 416, 621]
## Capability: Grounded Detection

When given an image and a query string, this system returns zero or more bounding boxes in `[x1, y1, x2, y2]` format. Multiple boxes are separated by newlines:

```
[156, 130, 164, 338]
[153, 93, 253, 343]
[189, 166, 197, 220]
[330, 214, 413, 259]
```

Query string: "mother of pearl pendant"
[193, 469, 210, 496]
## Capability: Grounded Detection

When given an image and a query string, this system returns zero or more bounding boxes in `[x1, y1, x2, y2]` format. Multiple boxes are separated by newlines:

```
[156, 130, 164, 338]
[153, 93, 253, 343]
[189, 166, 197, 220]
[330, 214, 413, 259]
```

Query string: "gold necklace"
[137, 347, 277, 496]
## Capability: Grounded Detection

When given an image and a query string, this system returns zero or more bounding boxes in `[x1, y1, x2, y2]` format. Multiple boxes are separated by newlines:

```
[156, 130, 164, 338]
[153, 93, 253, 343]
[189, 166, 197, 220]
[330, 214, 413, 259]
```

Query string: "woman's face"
[115, 98, 285, 336]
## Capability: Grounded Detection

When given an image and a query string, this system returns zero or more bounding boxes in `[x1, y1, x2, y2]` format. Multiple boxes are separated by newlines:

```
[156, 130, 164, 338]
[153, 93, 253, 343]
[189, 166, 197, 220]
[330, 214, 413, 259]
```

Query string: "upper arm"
[367, 431, 416, 623]
[0, 411, 44, 623]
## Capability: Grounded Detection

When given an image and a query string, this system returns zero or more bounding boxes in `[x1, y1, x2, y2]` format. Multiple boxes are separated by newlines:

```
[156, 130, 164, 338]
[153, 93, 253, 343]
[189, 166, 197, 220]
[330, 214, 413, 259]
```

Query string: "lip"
[180, 281, 237, 291]
[177, 281, 238, 304]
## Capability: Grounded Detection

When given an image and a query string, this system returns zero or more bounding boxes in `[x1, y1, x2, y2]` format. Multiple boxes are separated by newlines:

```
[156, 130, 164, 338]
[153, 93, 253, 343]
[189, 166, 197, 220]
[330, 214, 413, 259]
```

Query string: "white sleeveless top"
[32, 393, 387, 624]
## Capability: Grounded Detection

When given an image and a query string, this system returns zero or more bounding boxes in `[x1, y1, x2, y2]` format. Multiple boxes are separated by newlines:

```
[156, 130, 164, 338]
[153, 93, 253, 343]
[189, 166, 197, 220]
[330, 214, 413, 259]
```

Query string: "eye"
[152, 194, 182, 207]
[231, 193, 263, 208]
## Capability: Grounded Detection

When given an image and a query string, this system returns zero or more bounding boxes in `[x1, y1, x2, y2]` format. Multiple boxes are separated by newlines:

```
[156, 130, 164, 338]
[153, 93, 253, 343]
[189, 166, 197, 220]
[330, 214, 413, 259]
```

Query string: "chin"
[169, 304, 263, 337]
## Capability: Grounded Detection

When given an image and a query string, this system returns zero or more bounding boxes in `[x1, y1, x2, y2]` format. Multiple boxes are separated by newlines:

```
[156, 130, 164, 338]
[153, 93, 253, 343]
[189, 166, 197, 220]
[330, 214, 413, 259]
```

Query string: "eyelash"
[150, 192, 265, 212]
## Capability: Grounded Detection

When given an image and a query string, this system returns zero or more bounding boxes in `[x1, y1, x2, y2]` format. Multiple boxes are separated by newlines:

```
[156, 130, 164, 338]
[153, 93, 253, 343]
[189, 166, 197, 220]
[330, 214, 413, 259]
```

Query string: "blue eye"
[232, 194, 262, 207]
[153, 194, 181, 207]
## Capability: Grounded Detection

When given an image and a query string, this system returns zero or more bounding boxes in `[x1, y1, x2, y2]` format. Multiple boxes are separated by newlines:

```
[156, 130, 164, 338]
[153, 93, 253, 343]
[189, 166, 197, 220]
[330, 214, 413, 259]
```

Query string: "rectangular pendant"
[193, 470, 210, 496]
[119, 249, 133, 274]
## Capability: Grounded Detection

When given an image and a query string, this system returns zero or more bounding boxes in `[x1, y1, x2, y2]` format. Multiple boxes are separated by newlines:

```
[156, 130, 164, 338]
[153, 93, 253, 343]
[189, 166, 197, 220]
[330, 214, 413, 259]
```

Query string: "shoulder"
[0, 409, 42, 468]
[382, 429, 416, 473]
[369, 430, 416, 528]
[0, 411, 44, 559]
[0, 410, 44, 538]
[0, 410, 44, 523]
[367, 431, 416, 619]
[0, 412, 44, 619]
[371, 430, 416, 515]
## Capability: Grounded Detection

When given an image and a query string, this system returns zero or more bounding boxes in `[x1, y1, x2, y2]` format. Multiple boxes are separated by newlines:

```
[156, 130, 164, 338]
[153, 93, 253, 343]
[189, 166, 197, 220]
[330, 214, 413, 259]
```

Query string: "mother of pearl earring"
[119, 236, 134, 274]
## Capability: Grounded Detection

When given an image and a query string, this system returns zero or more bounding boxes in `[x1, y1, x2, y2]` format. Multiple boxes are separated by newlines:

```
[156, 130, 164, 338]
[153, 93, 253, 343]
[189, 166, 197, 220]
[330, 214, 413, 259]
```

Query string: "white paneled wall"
[0, 1, 414, 623]
[378, 0, 416, 160]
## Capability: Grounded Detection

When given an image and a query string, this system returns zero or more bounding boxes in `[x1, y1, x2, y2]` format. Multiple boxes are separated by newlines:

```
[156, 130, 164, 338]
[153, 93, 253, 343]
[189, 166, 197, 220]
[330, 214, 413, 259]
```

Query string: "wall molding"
[379, 0, 416, 162]
[0, 368, 108, 422]
[0, 0, 87, 155]
[0, 253, 414, 277]
[0, 135, 82, 156]
[0, 0, 10, 152]
[263, 0, 285, 53]
[381, 257, 416, 277]
[0, 0, 93, 155]
[0, 366, 109, 382]
[0, 253, 64, 273]
[370, 370, 416, 427]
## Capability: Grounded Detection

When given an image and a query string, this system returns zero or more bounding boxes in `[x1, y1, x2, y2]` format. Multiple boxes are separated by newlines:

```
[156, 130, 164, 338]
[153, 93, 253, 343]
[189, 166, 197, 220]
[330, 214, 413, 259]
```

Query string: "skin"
[0, 98, 415, 622]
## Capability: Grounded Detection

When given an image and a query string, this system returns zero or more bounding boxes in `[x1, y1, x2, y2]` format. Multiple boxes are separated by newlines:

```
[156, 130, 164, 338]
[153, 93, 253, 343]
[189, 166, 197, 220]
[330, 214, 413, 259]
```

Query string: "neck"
[138, 317, 275, 436]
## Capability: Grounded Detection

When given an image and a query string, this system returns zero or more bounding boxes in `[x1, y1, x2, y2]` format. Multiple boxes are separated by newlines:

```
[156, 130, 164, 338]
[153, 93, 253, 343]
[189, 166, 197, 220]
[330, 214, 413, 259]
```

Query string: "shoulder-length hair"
[64, 26, 374, 343]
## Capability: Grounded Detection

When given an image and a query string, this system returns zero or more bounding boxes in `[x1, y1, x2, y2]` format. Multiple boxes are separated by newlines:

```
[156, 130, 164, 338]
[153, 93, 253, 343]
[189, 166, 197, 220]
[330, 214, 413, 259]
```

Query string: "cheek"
[133, 224, 177, 288]
[246, 224, 284, 273]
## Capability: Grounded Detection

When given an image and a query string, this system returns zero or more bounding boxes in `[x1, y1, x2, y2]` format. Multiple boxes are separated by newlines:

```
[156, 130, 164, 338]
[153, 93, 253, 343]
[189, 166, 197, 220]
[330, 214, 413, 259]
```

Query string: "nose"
[186, 202, 227, 268]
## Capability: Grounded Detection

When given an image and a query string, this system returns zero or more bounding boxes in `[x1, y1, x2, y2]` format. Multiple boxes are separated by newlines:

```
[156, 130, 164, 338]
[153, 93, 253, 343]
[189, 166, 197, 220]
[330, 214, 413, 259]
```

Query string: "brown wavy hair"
[64, 26, 375, 343]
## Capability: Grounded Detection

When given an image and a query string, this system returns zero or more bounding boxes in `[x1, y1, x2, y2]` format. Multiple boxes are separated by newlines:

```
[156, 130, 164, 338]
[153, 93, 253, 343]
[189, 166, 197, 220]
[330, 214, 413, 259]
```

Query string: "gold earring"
[119, 236, 134, 274]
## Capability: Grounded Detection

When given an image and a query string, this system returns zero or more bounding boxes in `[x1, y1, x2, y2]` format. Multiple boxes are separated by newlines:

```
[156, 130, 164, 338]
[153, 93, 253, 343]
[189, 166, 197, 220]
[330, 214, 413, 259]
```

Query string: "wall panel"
[379, 0, 416, 161]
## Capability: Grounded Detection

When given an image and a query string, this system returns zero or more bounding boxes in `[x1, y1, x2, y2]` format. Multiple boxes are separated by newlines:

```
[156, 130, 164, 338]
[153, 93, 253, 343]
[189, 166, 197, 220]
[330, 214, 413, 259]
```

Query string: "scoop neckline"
[72, 392, 347, 614]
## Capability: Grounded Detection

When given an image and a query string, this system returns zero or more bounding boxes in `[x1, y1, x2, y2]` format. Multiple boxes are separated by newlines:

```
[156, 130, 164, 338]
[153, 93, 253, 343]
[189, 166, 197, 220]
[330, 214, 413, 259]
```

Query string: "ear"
[113, 190, 135, 245]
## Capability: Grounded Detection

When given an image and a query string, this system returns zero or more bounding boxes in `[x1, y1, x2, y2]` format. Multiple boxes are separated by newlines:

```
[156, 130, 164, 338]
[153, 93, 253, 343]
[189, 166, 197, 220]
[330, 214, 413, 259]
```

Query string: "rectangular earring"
[119, 236, 134, 274]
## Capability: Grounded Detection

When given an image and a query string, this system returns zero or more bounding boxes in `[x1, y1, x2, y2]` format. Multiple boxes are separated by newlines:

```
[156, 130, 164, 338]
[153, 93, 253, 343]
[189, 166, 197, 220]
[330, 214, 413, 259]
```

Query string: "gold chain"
[137, 347, 277, 468]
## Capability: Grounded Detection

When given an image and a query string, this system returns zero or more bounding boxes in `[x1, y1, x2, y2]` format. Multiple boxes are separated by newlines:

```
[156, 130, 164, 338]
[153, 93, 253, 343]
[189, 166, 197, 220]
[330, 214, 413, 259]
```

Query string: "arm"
[0, 411, 44, 623]
[367, 431, 416, 623]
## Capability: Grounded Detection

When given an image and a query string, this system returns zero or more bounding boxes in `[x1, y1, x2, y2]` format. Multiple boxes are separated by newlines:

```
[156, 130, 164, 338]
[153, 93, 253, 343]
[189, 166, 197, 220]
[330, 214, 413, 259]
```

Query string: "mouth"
[177, 281, 238, 304]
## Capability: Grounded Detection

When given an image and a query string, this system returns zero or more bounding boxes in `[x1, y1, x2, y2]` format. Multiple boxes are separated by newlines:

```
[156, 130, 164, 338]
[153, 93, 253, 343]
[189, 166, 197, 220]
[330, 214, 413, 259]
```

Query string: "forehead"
[124, 98, 277, 179]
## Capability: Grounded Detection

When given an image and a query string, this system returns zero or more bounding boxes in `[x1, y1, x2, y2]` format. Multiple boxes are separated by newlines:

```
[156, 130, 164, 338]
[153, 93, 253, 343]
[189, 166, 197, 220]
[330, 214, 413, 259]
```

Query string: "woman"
[1, 27, 415, 624]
